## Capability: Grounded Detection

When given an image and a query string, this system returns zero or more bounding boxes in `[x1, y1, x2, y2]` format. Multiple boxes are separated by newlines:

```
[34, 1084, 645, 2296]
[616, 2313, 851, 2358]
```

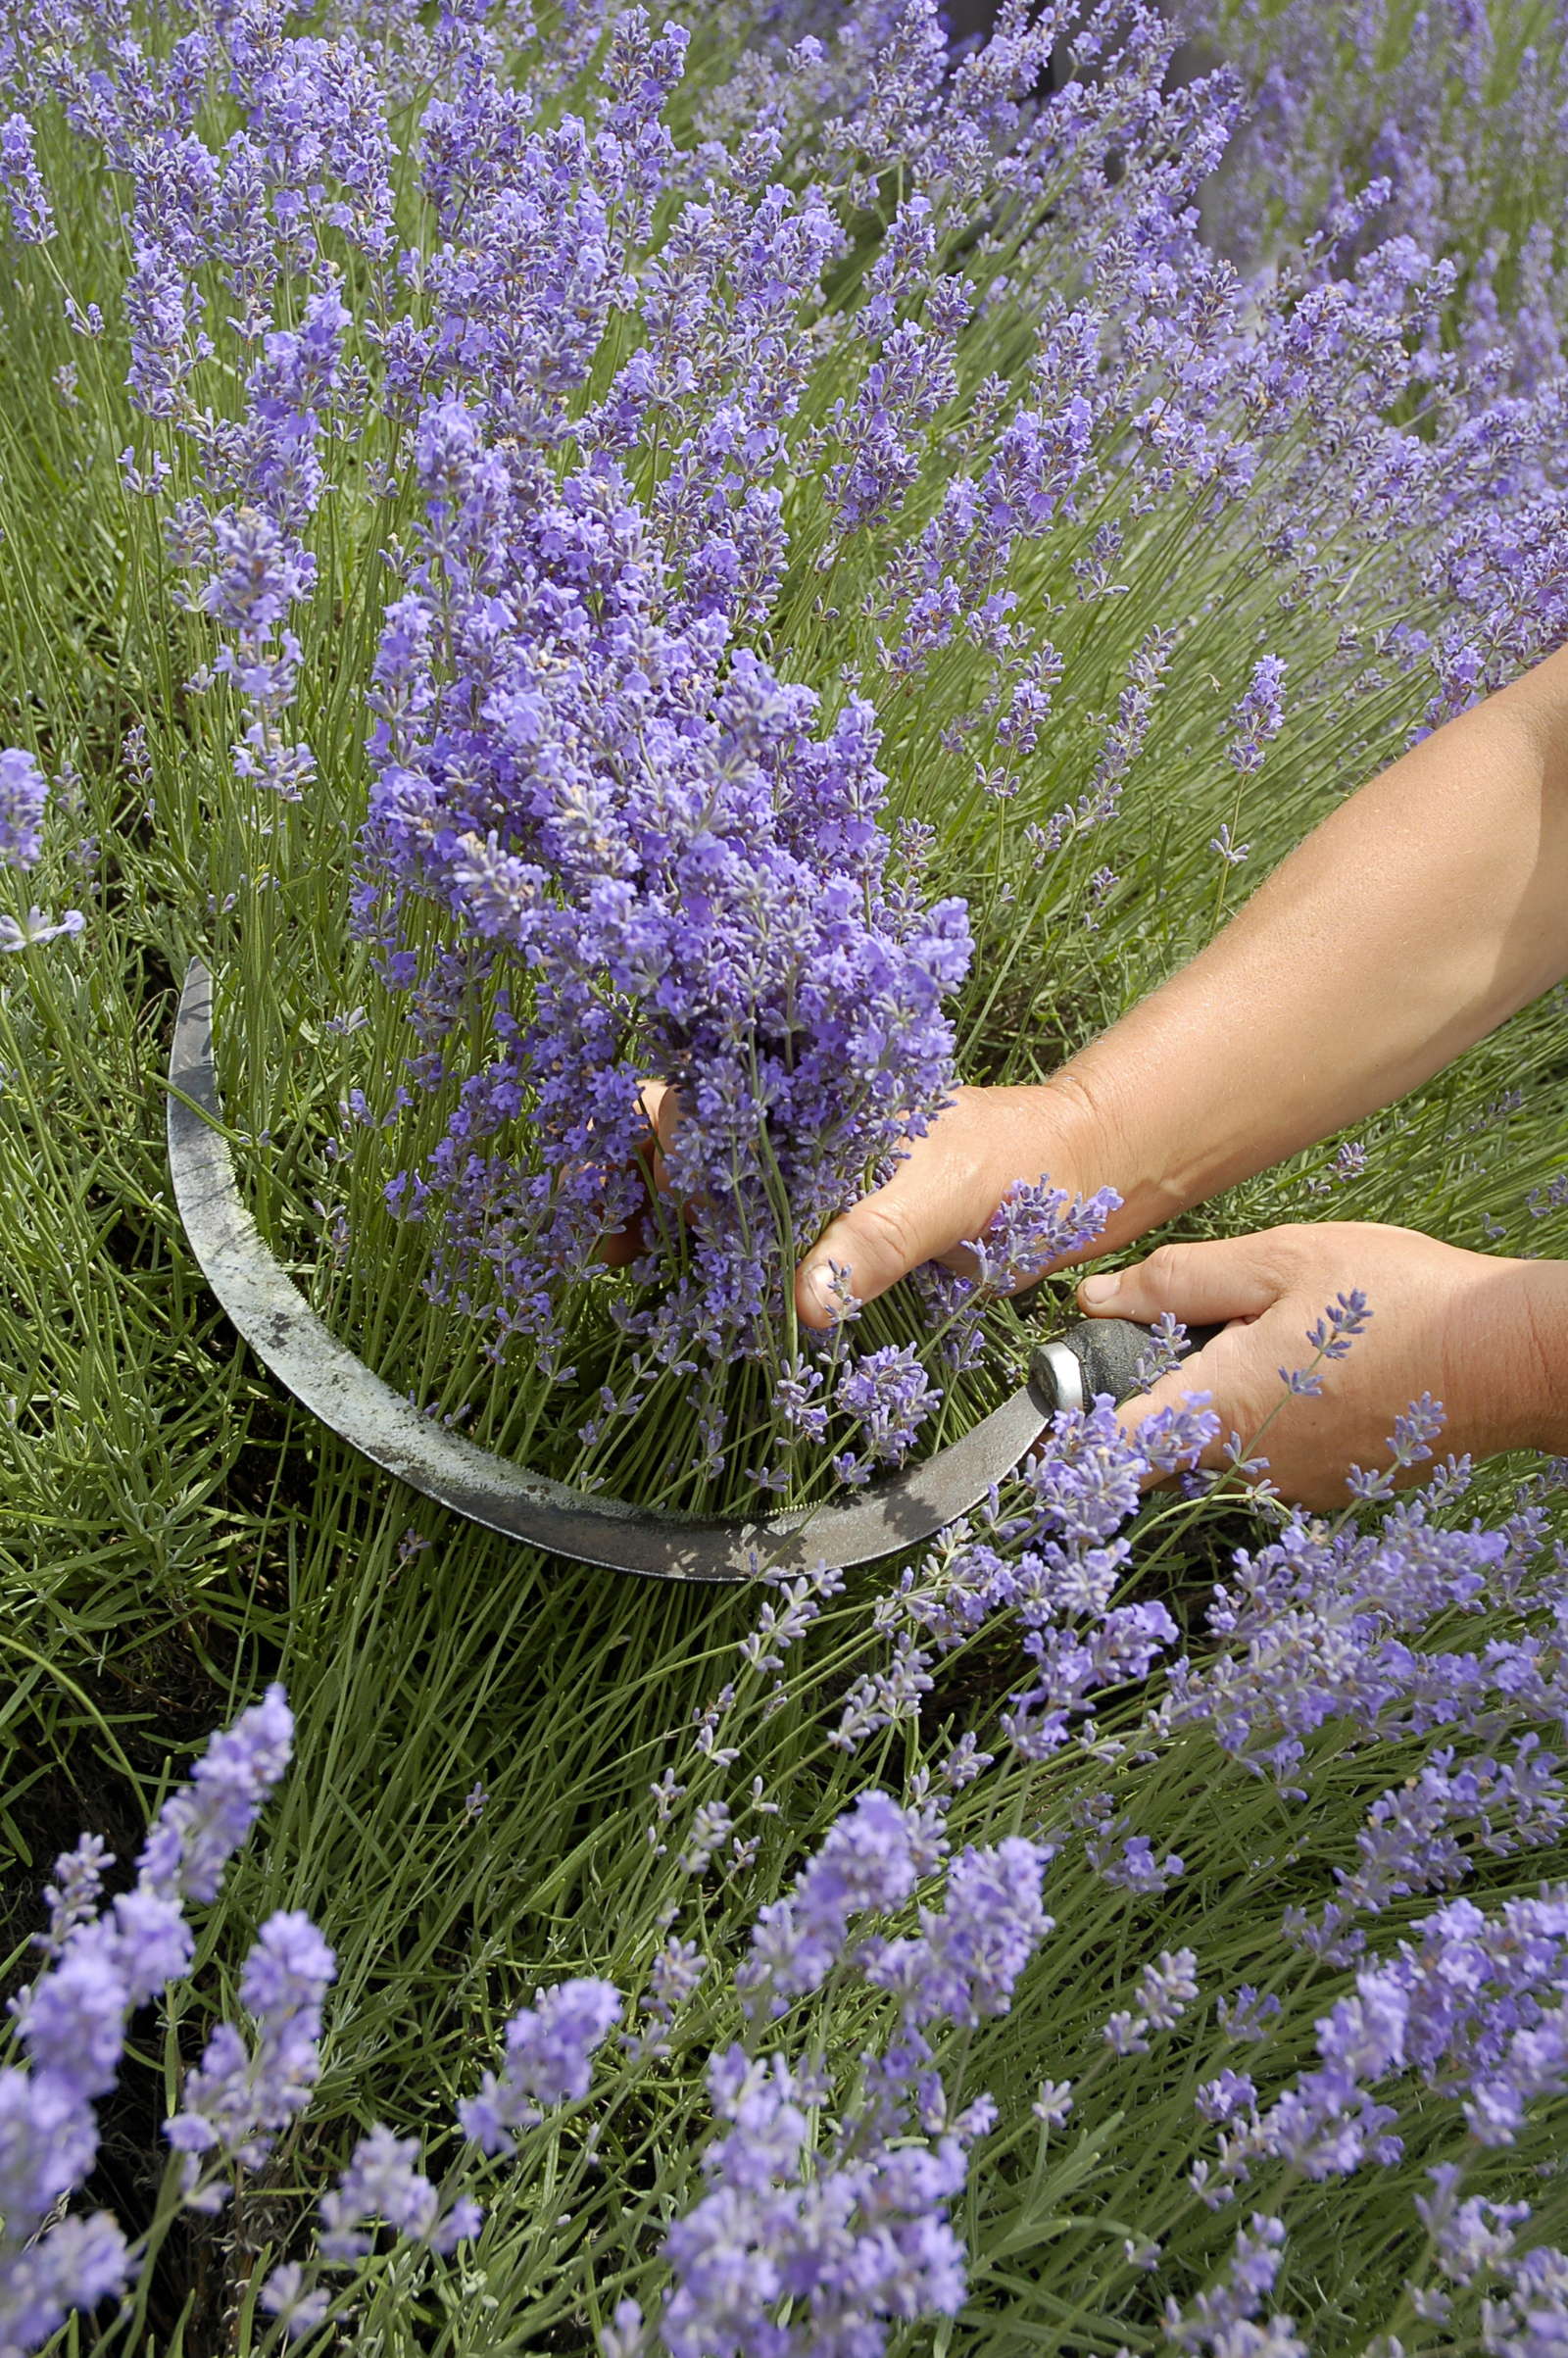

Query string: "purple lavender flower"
[37, 1834, 112, 1958]
[1160, 1486, 1552, 1784]
[1137, 1947, 1200, 2031]
[775, 1358, 828, 1444]
[1196, 2070, 1258, 2126]
[318, 2125, 481, 2263]
[1032, 2080, 1073, 2128]
[862, 1837, 1054, 2026]
[1089, 1829, 1185, 1894]
[0, 2213, 131, 2358]
[458, 1978, 622, 2155]
[0, 114, 54, 243]
[0, 1688, 308, 2350]
[881, 1398, 1181, 1758]
[1164, 2214, 1300, 2356]
[1218, 1987, 1283, 2044]
[1346, 1392, 1448, 1505]
[1138, 1397, 1221, 1475]
[0, 907, 84, 952]
[739, 1792, 944, 2016]
[124, 236, 212, 420]
[830, 1633, 935, 1749]
[1134, 1311, 1191, 1388]
[1200, 1891, 1568, 2197]
[963, 1173, 1122, 1293]
[165, 1910, 337, 2209]
[659, 2048, 977, 2358]
[359, 414, 974, 1411]
[16, 1890, 193, 2084]
[0, 749, 48, 866]
[1306, 1289, 1373, 1358]
[834, 1343, 940, 1466]
[1226, 655, 1287, 772]
[1416, 2164, 1534, 2289]
[258, 2262, 331, 2342]
[138, 1682, 294, 1903]
[0, 2070, 106, 2267]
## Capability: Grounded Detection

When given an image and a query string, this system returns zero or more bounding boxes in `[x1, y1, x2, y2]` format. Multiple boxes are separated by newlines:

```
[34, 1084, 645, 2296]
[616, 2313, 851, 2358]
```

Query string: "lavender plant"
[0, 0, 1566, 2353]
[4, 0, 1562, 1511]
[1192, 0, 1568, 395]
[6, 1388, 1568, 2353]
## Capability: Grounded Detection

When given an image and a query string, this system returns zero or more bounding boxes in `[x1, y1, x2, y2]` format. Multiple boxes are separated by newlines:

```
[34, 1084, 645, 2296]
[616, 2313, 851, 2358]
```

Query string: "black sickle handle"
[1026, 1316, 1227, 1415]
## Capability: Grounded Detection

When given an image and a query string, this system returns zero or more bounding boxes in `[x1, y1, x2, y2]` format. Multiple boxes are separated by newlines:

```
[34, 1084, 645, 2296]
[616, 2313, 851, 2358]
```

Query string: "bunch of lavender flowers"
[355, 396, 972, 1407]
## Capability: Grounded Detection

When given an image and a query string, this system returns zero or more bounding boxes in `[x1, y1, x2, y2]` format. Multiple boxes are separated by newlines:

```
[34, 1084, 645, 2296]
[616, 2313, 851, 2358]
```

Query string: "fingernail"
[1079, 1272, 1119, 1307]
[802, 1262, 833, 1322]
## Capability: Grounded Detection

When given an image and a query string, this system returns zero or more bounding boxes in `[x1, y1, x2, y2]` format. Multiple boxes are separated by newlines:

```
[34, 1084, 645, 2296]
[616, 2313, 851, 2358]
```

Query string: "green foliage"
[0, 5, 1564, 2353]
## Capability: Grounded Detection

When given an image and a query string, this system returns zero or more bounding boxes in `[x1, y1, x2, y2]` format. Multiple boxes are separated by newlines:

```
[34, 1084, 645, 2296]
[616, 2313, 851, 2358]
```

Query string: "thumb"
[1076, 1236, 1283, 1330]
[797, 1156, 975, 1331]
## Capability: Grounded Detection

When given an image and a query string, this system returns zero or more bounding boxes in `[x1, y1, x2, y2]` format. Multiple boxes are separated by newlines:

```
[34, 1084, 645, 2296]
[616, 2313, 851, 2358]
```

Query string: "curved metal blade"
[167, 959, 1049, 1582]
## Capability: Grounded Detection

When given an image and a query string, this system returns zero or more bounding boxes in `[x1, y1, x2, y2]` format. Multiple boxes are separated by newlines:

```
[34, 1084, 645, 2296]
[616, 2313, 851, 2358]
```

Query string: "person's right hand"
[1079, 1221, 1565, 1506]
[600, 1076, 1122, 1330]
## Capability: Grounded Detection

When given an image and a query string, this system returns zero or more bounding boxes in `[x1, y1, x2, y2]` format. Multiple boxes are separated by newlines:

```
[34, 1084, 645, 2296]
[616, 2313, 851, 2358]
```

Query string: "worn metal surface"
[168, 958, 1077, 1580]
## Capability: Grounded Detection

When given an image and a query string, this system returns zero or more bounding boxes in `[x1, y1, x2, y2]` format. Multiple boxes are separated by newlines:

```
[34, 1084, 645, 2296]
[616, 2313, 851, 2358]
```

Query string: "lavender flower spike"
[166, 1910, 337, 2210]
[0, 2214, 131, 2358]
[835, 1342, 941, 1468]
[137, 1682, 293, 1903]
[318, 2125, 481, 2264]
[459, 1978, 622, 2156]
[0, 907, 85, 952]
[1227, 655, 1287, 772]
[0, 116, 54, 245]
[965, 1173, 1122, 1293]
[863, 1837, 1054, 2027]
[0, 749, 48, 868]
[739, 1790, 946, 2015]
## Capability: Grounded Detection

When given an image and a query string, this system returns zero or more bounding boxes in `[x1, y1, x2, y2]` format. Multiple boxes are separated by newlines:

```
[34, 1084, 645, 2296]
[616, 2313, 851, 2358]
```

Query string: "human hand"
[595, 1079, 687, 1270]
[1078, 1221, 1557, 1508]
[597, 1077, 1119, 1330]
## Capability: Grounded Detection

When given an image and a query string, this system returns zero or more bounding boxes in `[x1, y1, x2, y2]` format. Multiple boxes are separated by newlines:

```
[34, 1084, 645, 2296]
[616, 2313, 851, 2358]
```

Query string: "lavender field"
[1, 0, 1567, 2350]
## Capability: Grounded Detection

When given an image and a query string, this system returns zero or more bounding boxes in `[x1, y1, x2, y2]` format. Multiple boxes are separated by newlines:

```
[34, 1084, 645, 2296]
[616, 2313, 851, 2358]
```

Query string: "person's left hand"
[1076, 1221, 1553, 1508]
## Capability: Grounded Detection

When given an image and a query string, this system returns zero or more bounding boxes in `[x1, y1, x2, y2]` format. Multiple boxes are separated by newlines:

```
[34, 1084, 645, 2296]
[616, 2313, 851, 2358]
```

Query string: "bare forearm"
[1050, 644, 1568, 1253]
[1514, 1257, 1568, 1453]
